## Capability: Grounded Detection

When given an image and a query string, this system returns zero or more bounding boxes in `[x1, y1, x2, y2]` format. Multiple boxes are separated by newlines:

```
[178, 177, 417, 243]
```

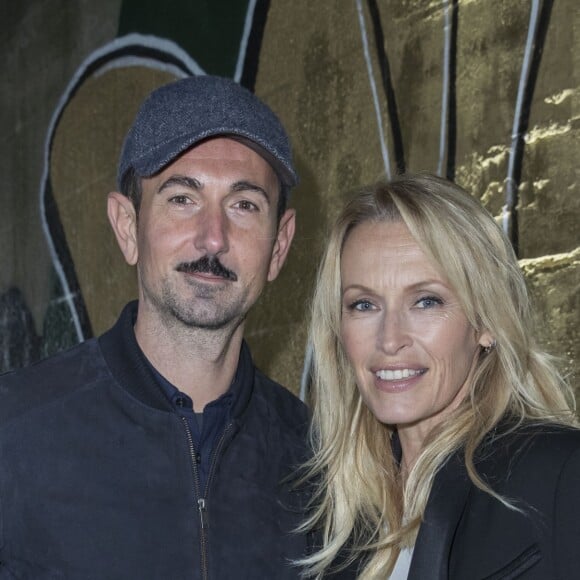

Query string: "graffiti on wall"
[1, 0, 272, 373]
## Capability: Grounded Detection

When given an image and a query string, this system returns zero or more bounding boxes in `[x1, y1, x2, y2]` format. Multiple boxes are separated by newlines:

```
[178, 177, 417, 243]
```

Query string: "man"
[0, 76, 310, 579]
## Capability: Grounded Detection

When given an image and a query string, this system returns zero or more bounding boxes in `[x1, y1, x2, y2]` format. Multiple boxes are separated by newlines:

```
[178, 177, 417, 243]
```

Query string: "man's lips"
[183, 271, 228, 282]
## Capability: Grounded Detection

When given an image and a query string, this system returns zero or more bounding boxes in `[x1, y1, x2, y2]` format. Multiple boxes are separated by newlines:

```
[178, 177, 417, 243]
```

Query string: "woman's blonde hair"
[299, 173, 576, 579]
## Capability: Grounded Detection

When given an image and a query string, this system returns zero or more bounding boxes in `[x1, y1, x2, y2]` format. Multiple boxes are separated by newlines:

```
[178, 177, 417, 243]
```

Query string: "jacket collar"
[98, 301, 256, 418]
[407, 451, 471, 580]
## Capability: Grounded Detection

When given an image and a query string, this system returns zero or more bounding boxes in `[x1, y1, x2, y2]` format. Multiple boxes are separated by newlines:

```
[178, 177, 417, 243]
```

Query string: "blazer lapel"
[407, 452, 471, 580]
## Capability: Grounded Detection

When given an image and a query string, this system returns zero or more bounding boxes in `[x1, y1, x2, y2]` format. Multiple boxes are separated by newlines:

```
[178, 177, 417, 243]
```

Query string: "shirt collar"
[139, 341, 241, 413]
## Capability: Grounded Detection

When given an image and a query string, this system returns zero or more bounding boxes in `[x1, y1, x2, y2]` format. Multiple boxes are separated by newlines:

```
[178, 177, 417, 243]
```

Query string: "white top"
[389, 546, 414, 580]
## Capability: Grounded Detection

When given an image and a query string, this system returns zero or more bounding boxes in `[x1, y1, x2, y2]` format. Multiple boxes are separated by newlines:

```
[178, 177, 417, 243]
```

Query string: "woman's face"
[340, 220, 490, 451]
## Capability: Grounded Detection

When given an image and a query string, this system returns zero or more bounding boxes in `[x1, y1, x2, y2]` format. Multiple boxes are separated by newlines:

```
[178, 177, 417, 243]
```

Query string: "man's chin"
[168, 303, 245, 331]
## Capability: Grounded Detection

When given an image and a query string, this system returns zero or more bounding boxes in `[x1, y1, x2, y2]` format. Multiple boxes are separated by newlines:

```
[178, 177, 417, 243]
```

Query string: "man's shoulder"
[252, 368, 309, 429]
[0, 338, 106, 422]
[253, 367, 308, 408]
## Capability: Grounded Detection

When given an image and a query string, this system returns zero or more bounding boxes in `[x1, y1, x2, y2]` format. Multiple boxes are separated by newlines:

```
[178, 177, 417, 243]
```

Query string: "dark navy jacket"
[0, 302, 311, 579]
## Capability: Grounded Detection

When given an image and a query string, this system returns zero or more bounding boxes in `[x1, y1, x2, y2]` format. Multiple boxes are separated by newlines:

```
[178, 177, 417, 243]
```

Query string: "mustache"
[176, 256, 238, 282]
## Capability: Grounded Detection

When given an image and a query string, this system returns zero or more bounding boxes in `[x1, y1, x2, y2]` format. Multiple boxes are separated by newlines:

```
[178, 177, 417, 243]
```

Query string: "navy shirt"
[147, 361, 238, 494]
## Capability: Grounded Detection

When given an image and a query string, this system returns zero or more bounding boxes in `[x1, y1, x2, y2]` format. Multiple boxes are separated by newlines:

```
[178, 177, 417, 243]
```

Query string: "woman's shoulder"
[449, 422, 580, 578]
[496, 420, 580, 446]
[479, 420, 580, 474]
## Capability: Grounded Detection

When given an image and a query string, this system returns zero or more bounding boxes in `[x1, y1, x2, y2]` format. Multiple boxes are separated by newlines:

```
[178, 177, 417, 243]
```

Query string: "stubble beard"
[154, 277, 251, 331]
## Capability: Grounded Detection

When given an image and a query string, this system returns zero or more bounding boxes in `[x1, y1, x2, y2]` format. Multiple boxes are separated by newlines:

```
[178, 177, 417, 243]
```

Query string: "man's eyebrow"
[231, 181, 271, 205]
[157, 175, 201, 194]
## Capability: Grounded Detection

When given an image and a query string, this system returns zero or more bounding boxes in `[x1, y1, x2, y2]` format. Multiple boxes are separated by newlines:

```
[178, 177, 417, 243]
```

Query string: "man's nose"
[193, 206, 229, 256]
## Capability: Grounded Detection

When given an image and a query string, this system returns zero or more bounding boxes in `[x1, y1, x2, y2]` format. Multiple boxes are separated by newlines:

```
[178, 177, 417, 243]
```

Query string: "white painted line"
[355, 0, 392, 178]
[40, 34, 205, 342]
[235, 0, 258, 83]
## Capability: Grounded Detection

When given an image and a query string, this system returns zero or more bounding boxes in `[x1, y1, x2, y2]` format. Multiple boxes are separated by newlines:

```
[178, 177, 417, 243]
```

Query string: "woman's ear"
[107, 191, 138, 266]
[478, 330, 497, 352]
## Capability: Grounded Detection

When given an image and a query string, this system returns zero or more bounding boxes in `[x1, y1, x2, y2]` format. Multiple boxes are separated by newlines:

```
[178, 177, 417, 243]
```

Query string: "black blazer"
[409, 423, 580, 580]
[328, 423, 580, 579]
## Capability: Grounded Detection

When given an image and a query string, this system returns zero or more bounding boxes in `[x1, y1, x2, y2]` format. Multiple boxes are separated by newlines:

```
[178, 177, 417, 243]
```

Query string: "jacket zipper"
[180, 415, 234, 580]
[180, 416, 208, 580]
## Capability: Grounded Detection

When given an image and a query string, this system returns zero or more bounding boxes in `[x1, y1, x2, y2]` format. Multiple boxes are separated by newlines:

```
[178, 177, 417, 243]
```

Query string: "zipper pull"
[198, 498, 207, 529]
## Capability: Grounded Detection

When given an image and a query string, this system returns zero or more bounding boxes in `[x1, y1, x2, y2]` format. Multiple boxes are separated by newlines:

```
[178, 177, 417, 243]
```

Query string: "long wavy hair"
[299, 173, 576, 579]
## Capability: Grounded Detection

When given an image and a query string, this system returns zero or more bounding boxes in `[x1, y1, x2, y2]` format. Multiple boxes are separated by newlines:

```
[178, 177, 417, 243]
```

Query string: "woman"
[300, 173, 580, 579]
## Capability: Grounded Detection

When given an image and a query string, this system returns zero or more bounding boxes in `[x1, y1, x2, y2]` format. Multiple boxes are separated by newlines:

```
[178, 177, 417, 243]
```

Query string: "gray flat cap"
[117, 75, 298, 195]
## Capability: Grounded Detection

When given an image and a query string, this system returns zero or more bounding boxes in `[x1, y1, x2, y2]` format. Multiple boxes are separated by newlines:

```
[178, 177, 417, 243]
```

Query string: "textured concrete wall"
[249, 0, 579, 397]
[2, 0, 578, 403]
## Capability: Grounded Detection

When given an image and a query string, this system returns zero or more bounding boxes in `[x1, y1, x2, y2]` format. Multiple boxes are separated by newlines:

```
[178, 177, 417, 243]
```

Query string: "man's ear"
[107, 191, 138, 266]
[267, 208, 296, 282]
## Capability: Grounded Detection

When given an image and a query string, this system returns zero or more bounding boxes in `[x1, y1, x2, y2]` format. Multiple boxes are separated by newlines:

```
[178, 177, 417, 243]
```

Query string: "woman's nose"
[379, 311, 412, 354]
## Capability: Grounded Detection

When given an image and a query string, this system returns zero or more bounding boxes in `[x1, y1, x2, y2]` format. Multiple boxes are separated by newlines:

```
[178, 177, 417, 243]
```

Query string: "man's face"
[111, 137, 295, 331]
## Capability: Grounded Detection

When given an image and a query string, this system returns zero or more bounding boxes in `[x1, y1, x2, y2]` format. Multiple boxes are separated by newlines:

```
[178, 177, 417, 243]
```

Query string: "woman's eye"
[350, 300, 374, 311]
[416, 296, 443, 309]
